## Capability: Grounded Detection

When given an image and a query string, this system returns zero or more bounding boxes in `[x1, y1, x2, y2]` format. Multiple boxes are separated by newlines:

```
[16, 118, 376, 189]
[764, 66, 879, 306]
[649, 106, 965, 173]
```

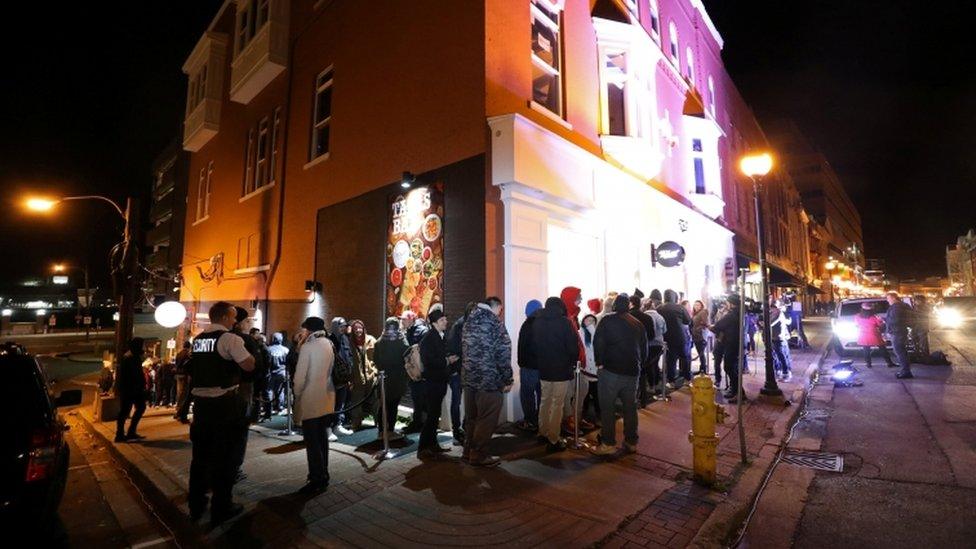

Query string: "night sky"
[1, 1, 971, 290]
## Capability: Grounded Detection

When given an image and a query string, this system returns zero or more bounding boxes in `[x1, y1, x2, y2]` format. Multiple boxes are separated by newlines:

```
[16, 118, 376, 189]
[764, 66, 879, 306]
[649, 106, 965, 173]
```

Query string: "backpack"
[316, 333, 352, 387]
[403, 344, 424, 381]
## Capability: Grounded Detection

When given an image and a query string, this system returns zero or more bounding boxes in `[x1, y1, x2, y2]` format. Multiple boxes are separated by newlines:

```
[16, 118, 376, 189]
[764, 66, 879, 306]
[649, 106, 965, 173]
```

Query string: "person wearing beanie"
[294, 316, 335, 494]
[327, 317, 354, 439]
[531, 296, 579, 452]
[710, 295, 744, 401]
[266, 332, 289, 416]
[658, 289, 692, 388]
[418, 309, 452, 459]
[231, 307, 262, 483]
[591, 294, 647, 456]
[627, 294, 656, 407]
[515, 299, 544, 432]
[587, 298, 603, 316]
[445, 302, 478, 444]
[347, 320, 378, 431]
[373, 317, 410, 441]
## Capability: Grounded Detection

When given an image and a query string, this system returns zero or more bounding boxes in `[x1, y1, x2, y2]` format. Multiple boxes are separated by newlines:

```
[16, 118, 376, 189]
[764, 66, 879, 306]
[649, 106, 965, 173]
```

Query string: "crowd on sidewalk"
[108, 283, 829, 527]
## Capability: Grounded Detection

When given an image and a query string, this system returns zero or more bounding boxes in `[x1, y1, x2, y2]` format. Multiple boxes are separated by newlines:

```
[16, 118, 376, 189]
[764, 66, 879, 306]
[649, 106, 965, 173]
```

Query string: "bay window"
[531, 0, 564, 117]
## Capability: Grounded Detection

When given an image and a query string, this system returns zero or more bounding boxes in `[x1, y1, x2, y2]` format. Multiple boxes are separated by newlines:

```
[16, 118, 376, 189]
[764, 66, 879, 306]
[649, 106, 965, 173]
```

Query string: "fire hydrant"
[688, 374, 728, 486]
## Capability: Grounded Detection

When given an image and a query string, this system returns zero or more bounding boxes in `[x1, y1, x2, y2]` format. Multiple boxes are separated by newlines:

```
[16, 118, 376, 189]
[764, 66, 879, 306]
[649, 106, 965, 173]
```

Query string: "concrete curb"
[74, 409, 206, 548]
[689, 342, 831, 548]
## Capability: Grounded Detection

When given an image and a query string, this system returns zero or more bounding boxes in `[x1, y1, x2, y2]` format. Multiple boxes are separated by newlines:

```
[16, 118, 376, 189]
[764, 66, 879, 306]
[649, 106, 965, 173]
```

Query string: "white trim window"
[310, 66, 334, 160]
[648, 0, 660, 40]
[668, 21, 679, 66]
[692, 138, 706, 193]
[243, 128, 255, 194]
[602, 49, 629, 136]
[531, 0, 564, 117]
[255, 117, 270, 189]
[185, 64, 208, 117]
[622, 0, 639, 19]
[270, 107, 281, 183]
[707, 76, 716, 117]
[196, 161, 213, 221]
[685, 46, 695, 85]
[235, 0, 270, 57]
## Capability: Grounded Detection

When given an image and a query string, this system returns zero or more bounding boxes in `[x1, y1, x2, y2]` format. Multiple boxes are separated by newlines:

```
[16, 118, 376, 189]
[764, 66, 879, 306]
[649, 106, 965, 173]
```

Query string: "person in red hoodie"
[854, 302, 895, 368]
[559, 287, 593, 431]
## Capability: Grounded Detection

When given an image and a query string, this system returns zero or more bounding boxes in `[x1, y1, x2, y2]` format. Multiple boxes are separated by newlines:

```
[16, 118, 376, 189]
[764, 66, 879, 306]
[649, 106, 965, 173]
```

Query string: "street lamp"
[739, 152, 782, 398]
[24, 194, 140, 364]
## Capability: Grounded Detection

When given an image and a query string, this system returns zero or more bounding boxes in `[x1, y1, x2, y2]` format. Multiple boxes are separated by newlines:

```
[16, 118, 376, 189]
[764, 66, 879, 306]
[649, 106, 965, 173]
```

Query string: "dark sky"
[703, 0, 976, 279]
[1, 2, 972, 289]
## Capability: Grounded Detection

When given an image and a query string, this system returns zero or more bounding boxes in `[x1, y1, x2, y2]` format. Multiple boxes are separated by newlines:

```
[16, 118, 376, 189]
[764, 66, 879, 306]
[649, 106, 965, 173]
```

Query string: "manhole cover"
[782, 450, 844, 472]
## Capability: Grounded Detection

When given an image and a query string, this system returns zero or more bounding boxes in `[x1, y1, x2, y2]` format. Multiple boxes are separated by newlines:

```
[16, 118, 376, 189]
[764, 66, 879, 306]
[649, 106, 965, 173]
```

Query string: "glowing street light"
[26, 197, 59, 212]
[739, 151, 782, 399]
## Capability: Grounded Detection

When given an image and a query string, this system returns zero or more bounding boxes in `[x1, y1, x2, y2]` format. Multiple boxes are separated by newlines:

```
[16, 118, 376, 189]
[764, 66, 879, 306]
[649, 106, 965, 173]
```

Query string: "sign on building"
[386, 183, 444, 319]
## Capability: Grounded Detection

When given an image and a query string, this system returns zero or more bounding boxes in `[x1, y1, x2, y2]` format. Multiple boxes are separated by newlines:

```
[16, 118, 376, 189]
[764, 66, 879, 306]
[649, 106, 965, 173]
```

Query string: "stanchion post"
[569, 362, 590, 451]
[373, 371, 396, 460]
[278, 367, 298, 436]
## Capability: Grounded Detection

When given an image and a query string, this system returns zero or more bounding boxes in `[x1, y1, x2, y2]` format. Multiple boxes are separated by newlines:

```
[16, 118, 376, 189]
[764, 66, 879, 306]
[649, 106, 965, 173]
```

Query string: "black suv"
[0, 343, 81, 525]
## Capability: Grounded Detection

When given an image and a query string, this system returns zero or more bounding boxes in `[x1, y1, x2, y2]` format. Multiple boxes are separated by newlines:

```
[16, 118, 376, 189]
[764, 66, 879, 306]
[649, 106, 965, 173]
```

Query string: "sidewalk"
[77, 342, 825, 548]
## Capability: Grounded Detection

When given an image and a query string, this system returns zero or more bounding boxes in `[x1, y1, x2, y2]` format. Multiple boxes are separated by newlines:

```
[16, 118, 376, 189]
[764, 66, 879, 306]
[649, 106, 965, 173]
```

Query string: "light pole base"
[373, 449, 399, 461]
[756, 390, 786, 406]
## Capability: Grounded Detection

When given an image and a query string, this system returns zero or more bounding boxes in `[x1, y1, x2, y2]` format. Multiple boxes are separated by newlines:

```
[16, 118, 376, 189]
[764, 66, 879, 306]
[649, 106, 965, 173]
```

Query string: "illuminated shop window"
[310, 66, 334, 160]
[668, 21, 679, 65]
[531, 0, 564, 117]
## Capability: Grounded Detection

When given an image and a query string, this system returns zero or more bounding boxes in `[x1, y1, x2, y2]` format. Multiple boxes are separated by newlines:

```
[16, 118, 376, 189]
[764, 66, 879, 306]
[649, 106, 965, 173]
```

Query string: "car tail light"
[26, 426, 62, 482]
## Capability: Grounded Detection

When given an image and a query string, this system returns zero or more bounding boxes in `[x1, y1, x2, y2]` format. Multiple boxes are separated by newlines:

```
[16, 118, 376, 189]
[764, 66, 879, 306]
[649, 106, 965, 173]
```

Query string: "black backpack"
[325, 334, 353, 387]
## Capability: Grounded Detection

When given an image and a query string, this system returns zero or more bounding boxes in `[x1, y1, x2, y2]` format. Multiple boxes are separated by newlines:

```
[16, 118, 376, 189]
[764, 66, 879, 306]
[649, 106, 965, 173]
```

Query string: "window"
[198, 65, 207, 106]
[691, 138, 706, 193]
[269, 108, 281, 183]
[622, 0, 639, 19]
[685, 46, 695, 85]
[668, 21, 679, 65]
[255, 117, 270, 189]
[707, 76, 716, 116]
[310, 67, 334, 160]
[531, 0, 563, 117]
[186, 64, 209, 116]
[243, 129, 255, 194]
[241, 110, 278, 196]
[603, 50, 628, 136]
[648, 0, 660, 39]
[235, 0, 269, 56]
[196, 162, 213, 221]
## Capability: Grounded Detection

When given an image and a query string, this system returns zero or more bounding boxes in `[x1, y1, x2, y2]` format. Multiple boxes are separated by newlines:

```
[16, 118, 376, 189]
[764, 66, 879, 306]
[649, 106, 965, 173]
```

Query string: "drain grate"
[782, 450, 844, 472]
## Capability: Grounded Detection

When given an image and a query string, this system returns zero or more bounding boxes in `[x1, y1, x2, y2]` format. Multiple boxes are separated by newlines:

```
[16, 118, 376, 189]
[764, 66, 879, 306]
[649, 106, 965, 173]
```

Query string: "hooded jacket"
[267, 332, 288, 375]
[560, 286, 587, 365]
[517, 299, 543, 370]
[594, 295, 647, 376]
[531, 297, 579, 382]
[461, 304, 513, 391]
[658, 290, 691, 347]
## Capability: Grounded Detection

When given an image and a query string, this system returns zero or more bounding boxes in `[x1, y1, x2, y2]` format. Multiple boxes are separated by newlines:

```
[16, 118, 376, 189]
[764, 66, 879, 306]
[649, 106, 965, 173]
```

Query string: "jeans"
[116, 396, 146, 438]
[665, 344, 690, 382]
[645, 346, 664, 398]
[462, 389, 503, 462]
[694, 340, 708, 373]
[723, 343, 743, 396]
[712, 341, 724, 386]
[892, 333, 912, 376]
[583, 379, 600, 420]
[597, 369, 638, 446]
[773, 339, 792, 375]
[330, 385, 349, 428]
[790, 311, 809, 347]
[449, 373, 462, 432]
[862, 345, 894, 368]
[518, 368, 542, 426]
[268, 372, 286, 412]
[407, 380, 426, 427]
[302, 415, 331, 485]
[419, 380, 448, 450]
[539, 380, 572, 443]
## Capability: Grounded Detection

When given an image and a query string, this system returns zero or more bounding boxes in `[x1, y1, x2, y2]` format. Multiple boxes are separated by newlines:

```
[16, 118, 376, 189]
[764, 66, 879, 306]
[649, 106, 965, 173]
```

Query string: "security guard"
[187, 301, 255, 525]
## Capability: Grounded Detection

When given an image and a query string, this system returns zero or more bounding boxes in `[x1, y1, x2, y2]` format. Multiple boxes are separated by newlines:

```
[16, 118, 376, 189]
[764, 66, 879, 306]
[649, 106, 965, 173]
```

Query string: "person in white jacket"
[293, 316, 335, 494]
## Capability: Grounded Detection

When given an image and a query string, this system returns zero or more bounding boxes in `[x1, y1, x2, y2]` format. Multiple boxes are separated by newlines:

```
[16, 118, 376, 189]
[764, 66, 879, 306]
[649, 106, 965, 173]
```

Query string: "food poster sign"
[386, 183, 444, 319]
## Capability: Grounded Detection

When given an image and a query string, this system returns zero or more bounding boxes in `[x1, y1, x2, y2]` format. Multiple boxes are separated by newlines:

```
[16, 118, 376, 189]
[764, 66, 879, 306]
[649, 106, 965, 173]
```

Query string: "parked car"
[0, 343, 81, 526]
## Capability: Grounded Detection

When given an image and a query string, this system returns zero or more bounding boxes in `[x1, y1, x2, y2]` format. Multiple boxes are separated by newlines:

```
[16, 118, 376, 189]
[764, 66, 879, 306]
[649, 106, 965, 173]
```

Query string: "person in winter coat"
[587, 298, 603, 317]
[710, 295, 743, 401]
[691, 300, 710, 375]
[401, 311, 429, 433]
[372, 318, 410, 440]
[515, 299, 543, 432]
[855, 302, 895, 368]
[293, 317, 335, 495]
[597, 292, 618, 322]
[266, 333, 289, 415]
[116, 337, 148, 442]
[769, 303, 793, 381]
[445, 302, 476, 444]
[658, 289, 692, 386]
[328, 317, 355, 438]
[642, 298, 667, 392]
[347, 320, 377, 431]
[628, 294, 656, 407]
[417, 310, 454, 459]
[174, 341, 192, 423]
[532, 297, 580, 451]
[461, 297, 512, 467]
[886, 292, 914, 379]
[559, 287, 587, 431]
[579, 314, 600, 424]
[591, 295, 647, 456]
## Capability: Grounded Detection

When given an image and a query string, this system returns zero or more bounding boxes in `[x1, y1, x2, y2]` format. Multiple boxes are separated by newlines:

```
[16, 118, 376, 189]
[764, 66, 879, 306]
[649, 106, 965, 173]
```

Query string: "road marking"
[130, 537, 173, 549]
[69, 460, 109, 471]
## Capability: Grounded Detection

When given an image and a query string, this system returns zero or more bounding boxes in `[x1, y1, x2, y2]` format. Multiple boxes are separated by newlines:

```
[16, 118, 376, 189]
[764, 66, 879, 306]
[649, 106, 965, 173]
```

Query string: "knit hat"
[235, 307, 249, 323]
[612, 294, 630, 313]
[428, 310, 445, 324]
[525, 299, 543, 317]
[726, 294, 741, 306]
[587, 298, 602, 315]
[301, 316, 326, 332]
[633, 288, 645, 300]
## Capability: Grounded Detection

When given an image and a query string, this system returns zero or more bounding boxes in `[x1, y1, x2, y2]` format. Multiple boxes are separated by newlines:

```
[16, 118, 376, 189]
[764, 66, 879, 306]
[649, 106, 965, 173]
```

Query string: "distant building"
[946, 229, 976, 296]
[144, 137, 190, 304]
[898, 276, 948, 299]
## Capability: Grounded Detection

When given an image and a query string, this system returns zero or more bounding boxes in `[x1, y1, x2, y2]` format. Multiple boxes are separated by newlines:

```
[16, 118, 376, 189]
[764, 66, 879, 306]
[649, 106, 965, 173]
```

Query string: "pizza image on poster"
[386, 182, 444, 319]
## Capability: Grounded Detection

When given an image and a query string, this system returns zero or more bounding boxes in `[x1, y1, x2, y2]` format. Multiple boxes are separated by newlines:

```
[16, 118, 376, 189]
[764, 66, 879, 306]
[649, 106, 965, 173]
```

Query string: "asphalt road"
[790, 325, 976, 548]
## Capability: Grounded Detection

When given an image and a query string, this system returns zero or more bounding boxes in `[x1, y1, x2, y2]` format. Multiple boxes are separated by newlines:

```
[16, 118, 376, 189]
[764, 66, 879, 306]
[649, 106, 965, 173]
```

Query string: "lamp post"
[739, 153, 782, 398]
[824, 259, 838, 307]
[26, 195, 140, 363]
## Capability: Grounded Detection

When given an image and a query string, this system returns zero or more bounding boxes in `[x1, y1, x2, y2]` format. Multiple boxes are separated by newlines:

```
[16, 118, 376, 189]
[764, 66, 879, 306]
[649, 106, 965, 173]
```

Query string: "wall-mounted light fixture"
[401, 171, 416, 189]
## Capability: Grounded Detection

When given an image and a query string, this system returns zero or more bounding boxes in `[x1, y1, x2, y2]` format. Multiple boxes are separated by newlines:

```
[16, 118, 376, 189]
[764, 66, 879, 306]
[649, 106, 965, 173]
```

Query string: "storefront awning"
[735, 253, 807, 288]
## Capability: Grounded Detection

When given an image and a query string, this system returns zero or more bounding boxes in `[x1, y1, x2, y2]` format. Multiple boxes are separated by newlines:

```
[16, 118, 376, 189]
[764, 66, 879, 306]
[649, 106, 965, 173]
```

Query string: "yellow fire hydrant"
[688, 374, 728, 486]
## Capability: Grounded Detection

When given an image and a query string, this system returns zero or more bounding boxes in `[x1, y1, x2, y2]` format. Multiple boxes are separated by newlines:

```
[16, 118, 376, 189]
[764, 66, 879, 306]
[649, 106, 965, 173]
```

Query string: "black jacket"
[531, 298, 579, 382]
[517, 313, 539, 370]
[446, 317, 465, 359]
[658, 303, 691, 346]
[419, 328, 450, 383]
[116, 354, 147, 400]
[594, 311, 647, 377]
[712, 306, 741, 347]
[886, 301, 912, 336]
[628, 307, 655, 362]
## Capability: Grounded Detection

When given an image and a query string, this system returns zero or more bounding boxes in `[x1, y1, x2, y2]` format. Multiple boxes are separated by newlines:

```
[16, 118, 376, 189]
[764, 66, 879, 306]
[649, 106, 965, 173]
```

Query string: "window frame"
[243, 128, 255, 195]
[707, 76, 716, 117]
[685, 46, 695, 85]
[269, 107, 281, 184]
[310, 66, 334, 161]
[195, 161, 213, 222]
[648, 0, 660, 40]
[254, 116, 270, 190]
[668, 21, 679, 66]
[530, 0, 565, 118]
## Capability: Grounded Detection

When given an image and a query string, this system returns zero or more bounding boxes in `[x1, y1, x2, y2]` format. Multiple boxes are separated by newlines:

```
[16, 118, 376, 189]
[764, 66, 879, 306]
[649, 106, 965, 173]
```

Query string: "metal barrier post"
[373, 371, 397, 460]
[278, 368, 298, 436]
[569, 363, 591, 451]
